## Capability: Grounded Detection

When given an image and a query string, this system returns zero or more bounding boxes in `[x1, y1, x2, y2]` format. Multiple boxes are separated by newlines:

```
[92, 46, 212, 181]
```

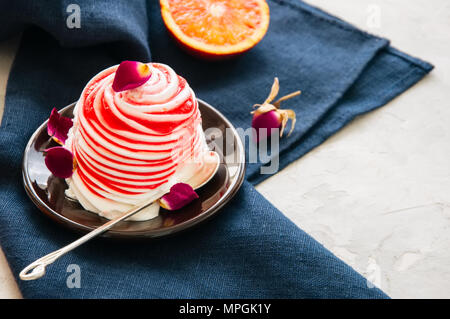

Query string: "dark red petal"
[47, 108, 73, 144]
[44, 146, 75, 178]
[112, 61, 152, 92]
[159, 183, 199, 211]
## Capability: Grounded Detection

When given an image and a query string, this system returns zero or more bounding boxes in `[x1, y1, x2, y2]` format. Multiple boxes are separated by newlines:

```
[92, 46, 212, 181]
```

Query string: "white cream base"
[65, 177, 165, 221]
[65, 145, 211, 221]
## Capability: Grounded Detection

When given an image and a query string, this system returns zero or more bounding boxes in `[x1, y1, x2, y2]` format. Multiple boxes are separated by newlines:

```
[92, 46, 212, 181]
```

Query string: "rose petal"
[251, 110, 281, 142]
[159, 183, 199, 211]
[44, 146, 75, 178]
[47, 108, 73, 144]
[112, 61, 152, 92]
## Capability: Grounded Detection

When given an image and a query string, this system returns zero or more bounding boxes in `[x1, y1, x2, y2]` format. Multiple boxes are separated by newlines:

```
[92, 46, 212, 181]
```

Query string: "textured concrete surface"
[0, 35, 22, 299]
[256, 0, 450, 298]
[0, 0, 449, 298]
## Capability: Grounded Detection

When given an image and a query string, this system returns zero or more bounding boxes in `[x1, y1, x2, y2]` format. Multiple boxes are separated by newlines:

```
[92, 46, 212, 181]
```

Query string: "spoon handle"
[20, 152, 220, 281]
[19, 201, 154, 281]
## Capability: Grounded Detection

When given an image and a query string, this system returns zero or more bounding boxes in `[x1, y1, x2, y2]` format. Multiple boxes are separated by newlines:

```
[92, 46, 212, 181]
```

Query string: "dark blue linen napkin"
[0, 0, 432, 298]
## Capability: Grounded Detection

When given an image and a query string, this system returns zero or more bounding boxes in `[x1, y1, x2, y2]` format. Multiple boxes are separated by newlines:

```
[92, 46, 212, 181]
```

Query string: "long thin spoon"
[20, 151, 220, 281]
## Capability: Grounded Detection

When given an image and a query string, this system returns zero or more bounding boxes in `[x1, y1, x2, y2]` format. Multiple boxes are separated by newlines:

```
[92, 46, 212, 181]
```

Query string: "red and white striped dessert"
[65, 63, 209, 220]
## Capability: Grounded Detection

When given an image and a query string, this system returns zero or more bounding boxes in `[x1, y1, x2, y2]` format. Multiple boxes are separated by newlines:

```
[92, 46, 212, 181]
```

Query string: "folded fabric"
[0, 0, 432, 298]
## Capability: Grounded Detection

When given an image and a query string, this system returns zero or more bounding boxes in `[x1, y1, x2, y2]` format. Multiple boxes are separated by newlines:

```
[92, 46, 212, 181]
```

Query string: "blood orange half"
[160, 0, 270, 59]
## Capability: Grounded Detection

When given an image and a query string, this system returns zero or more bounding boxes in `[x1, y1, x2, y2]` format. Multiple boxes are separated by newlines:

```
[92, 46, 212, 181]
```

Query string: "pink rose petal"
[112, 61, 152, 92]
[47, 108, 73, 144]
[251, 110, 281, 142]
[44, 146, 75, 179]
[159, 183, 199, 211]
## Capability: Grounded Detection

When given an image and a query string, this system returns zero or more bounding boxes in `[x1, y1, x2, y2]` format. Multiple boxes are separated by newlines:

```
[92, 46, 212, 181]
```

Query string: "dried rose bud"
[251, 77, 300, 142]
[47, 108, 73, 144]
[112, 61, 152, 92]
[159, 183, 199, 211]
[44, 146, 76, 179]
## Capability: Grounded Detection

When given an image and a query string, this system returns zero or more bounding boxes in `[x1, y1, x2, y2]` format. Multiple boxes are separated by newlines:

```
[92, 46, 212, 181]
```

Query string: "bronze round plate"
[22, 99, 245, 239]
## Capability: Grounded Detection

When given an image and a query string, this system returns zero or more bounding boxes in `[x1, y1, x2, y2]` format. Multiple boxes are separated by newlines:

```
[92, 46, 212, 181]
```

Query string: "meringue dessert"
[62, 62, 215, 221]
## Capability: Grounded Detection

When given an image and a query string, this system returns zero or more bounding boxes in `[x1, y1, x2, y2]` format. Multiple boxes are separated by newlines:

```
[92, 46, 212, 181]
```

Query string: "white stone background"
[0, 0, 449, 298]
